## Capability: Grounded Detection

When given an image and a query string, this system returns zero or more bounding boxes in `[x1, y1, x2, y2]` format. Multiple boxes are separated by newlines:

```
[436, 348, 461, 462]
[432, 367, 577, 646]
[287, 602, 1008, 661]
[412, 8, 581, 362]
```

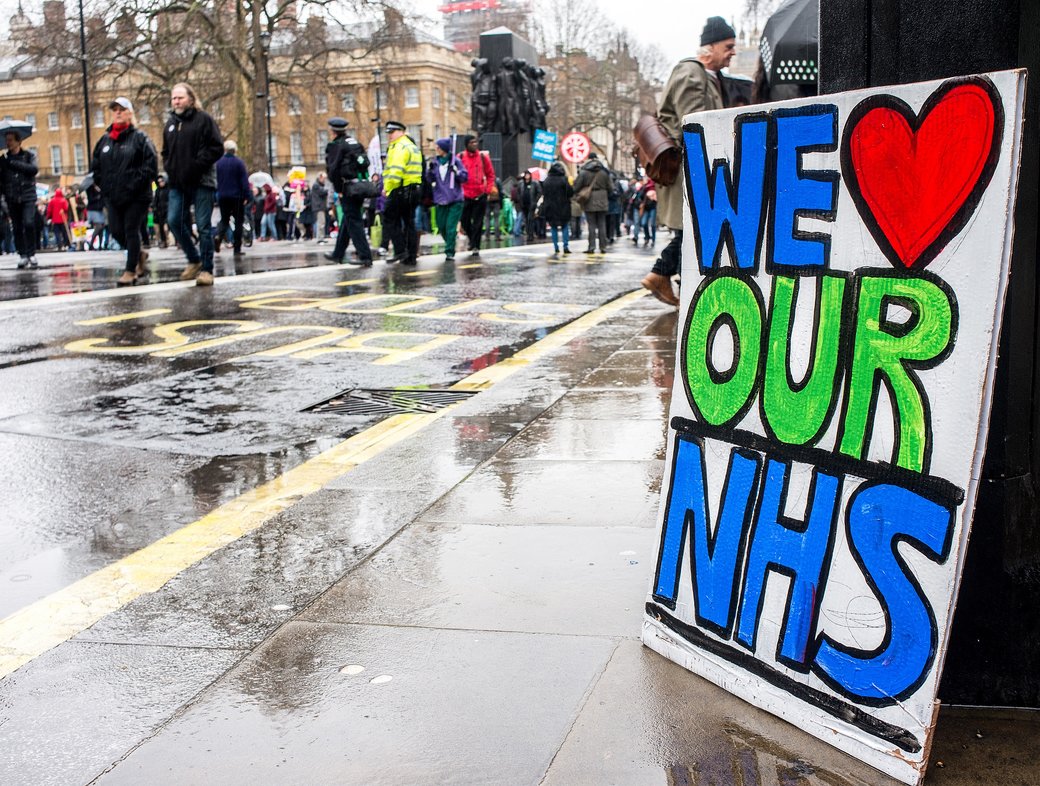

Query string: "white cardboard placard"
[642, 69, 1026, 784]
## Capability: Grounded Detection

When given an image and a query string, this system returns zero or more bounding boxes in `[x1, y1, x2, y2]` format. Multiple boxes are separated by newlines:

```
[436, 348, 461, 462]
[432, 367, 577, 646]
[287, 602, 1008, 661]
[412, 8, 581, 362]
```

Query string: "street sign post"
[643, 70, 1026, 786]
[531, 130, 557, 162]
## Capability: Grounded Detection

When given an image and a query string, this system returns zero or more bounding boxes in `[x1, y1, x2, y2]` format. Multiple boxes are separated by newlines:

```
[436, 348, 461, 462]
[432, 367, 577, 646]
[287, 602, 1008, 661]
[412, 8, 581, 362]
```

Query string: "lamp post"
[77, 0, 91, 161]
[259, 31, 273, 171]
[371, 68, 382, 150]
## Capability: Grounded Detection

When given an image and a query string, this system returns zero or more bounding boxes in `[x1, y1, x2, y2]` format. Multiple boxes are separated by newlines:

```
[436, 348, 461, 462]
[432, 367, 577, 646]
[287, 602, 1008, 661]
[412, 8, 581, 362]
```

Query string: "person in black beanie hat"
[640, 16, 736, 306]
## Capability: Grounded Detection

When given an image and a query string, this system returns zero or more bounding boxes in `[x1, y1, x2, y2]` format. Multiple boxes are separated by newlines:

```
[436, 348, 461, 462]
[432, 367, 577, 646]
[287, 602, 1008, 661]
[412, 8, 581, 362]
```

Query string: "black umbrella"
[0, 119, 33, 141]
[759, 0, 819, 86]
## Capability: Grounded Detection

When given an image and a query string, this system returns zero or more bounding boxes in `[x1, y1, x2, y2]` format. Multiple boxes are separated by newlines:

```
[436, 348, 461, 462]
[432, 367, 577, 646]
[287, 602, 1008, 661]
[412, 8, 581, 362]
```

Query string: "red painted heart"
[842, 78, 1002, 270]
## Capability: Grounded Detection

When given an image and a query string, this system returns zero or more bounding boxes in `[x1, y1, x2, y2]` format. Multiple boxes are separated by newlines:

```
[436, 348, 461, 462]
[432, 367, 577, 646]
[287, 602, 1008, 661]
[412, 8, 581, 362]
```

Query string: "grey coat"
[572, 159, 611, 213]
[657, 58, 724, 229]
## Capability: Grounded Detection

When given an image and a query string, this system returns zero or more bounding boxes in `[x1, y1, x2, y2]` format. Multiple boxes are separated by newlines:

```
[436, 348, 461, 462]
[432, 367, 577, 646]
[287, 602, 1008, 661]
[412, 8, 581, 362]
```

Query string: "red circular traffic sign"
[560, 132, 591, 163]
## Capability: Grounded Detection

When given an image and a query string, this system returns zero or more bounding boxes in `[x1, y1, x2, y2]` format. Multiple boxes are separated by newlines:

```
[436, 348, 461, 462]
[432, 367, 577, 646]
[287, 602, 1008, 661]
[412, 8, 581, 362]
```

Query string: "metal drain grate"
[305, 387, 477, 416]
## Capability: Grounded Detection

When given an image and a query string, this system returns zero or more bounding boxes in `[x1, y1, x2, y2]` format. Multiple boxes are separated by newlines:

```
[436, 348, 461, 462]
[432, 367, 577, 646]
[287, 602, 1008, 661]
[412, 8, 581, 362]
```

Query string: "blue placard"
[532, 130, 557, 162]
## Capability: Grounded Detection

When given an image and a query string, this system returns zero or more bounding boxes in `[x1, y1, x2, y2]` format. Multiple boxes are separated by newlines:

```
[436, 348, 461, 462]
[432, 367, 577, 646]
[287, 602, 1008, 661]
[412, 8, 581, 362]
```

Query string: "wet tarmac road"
[0, 237, 657, 620]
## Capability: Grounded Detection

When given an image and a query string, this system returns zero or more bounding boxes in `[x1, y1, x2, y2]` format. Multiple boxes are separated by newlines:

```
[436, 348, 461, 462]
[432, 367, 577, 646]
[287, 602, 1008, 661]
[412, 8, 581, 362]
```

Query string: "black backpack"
[338, 139, 369, 183]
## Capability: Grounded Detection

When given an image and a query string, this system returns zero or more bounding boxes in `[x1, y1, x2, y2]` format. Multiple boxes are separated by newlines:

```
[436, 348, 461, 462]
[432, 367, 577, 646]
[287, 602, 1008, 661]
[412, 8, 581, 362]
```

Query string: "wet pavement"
[1, 237, 1038, 785]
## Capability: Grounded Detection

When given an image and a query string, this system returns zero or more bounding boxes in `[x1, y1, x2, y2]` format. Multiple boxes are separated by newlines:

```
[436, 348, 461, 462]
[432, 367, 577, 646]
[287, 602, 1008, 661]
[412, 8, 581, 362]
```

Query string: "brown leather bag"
[633, 114, 681, 187]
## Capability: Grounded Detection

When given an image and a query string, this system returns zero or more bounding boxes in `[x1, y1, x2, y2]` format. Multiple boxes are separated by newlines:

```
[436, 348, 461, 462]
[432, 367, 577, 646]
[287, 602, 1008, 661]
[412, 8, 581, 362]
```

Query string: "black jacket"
[161, 107, 224, 190]
[541, 163, 573, 225]
[0, 148, 38, 205]
[92, 125, 158, 207]
[325, 134, 367, 192]
[153, 183, 169, 217]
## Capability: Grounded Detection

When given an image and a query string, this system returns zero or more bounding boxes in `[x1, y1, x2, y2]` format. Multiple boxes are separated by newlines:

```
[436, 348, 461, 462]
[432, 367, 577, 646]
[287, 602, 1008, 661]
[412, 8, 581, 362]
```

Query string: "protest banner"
[643, 69, 1026, 784]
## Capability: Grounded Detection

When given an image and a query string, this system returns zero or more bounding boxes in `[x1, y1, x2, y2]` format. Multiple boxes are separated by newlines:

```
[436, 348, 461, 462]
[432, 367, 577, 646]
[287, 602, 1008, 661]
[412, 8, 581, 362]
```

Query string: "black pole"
[78, 0, 90, 157]
[265, 68, 272, 171]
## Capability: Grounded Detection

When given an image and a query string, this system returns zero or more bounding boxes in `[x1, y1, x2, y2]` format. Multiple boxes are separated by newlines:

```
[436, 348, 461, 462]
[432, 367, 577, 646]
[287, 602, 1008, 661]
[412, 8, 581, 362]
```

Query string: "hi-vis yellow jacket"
[383, 134, 422, 194]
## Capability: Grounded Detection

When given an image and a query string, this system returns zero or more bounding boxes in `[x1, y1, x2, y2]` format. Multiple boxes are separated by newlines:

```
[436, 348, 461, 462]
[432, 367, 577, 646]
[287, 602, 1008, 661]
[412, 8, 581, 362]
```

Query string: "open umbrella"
[0, 119, 33, 141]
[759, 0, 818, 86]
[249, 171, 274, 189]
[527, 166, 548, 182]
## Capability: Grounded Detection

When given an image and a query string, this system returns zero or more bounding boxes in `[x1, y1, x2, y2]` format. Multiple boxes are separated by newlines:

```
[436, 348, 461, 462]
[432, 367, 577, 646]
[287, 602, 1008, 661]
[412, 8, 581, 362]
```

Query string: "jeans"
[168, 186, 215, 272]
[331, 196, 371, 262]
[550, 223, 570, 251]
[641, 206, 657, 244]
[107, 200, 150, 271]
[651, 230, 683, 277]
[261, 213, 277, 239]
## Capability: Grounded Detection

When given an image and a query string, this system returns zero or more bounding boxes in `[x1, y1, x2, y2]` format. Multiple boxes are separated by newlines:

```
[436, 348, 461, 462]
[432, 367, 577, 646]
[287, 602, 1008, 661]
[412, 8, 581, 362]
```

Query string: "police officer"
[381, 120, 423, 265]
[323, 117, 373, 266]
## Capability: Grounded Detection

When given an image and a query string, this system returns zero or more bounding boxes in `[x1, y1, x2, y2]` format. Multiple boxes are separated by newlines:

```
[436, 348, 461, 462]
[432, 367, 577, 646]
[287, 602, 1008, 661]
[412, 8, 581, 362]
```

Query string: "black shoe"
[469, 250, 480, 258]
[348, 258, 373, 267]
[386, 254, 406, 264]
[401, 258, 417, 266]
[563, 248, 572, 255]
[323, 252, 343, 262]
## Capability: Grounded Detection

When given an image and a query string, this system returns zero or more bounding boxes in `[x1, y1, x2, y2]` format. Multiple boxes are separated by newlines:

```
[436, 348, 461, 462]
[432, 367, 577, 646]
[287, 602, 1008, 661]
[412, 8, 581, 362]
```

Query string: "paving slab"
[97, 621, 615, 786]
[0, 640, 244, 786]
[301, 523, 654, 637]
[417, 459, 665, 527]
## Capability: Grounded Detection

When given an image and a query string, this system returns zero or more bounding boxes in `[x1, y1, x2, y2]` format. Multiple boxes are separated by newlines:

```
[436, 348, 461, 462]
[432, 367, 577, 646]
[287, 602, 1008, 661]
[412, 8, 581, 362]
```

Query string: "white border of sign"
[642, 69, 1026, 785]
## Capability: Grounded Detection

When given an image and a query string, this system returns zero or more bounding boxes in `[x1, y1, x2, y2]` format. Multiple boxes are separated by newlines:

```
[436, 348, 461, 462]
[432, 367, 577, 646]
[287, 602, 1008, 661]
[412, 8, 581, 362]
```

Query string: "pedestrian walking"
[425, 137, 467, 261]
[517, 171, 542, 242]
[0, 126, 39, 268]
[259, 184, 278, 240]
[641, 15, 734, 306]
[310, 172, 330, 242]
[540, 161, 573, 255]
[91, 96, 159, 286]
[153, 174, 169, 247]
[46, 188, 71, 250]
[381, 120, 422, 265]
[459, 134, 495, 257]
[322, 117, 374, 266]
[161, 82, 224, 286]
[571, 152, 611, 254]
[214, 139, 251, 257]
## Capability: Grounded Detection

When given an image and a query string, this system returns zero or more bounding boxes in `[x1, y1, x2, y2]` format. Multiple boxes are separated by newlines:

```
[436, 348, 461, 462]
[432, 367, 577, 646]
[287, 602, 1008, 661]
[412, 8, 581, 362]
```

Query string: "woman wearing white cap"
[91, 96, 159, 286]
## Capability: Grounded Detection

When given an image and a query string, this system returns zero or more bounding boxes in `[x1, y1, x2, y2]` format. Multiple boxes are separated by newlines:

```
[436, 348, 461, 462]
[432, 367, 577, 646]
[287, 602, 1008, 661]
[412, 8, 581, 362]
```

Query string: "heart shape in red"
[842, 78, 1003, 270]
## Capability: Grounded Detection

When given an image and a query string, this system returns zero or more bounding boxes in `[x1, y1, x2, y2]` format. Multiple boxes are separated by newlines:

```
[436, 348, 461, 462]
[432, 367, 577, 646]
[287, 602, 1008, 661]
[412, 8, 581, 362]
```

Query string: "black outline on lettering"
[760, 272, 850, 447]
[691, 447, 763, 640]
[733, 458, 841, 673]
[809, 480, 956, 706]
[680, 271, 766, 427]
[766, 105, 840, 274]
[652, 431, 701, 609]
[833, 268, 959, 475]
[841, 76, 1004, 271]
[683, 113, 773, 274]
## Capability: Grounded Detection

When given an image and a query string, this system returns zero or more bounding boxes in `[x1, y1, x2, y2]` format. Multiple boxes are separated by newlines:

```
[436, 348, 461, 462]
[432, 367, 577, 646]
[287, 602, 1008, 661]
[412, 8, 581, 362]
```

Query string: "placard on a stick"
[643, 70, 1026, 784]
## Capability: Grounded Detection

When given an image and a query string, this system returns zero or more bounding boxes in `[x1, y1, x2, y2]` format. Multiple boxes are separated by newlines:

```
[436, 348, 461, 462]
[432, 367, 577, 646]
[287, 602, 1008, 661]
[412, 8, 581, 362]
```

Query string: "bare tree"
[18, 0, 416, 171]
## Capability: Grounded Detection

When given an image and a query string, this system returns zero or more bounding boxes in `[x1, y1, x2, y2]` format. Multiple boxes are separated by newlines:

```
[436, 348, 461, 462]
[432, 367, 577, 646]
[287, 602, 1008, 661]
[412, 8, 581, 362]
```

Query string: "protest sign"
[643, 70, 1026, 784]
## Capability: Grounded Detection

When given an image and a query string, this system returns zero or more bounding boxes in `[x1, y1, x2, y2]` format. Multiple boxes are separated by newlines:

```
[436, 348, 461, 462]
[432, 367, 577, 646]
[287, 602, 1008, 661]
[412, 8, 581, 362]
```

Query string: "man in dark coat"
[323, 117, 373, 266]
[0, 128, 39, 268]
[310, 172, 330, 242]
[214, 139, 251, 257]
[571, 153, 612, 254]
[161, 82, 224, 286]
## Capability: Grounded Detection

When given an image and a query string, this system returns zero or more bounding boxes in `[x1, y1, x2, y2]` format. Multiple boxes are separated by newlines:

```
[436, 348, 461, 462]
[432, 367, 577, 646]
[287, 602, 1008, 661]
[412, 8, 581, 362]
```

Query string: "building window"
[290, 131, 303, 163]
[316, 130, 329, 157]
[138, 105, 151, 124]
[24, 113, 35, 129]
[50, 145, 62, 174]
[341, 91, 355, 111]
[316, 94, 328, 113]
[48, 112, 59, 130]
[288, 95, 301, 116]
[2, 115, 12, 122]
[270, 136, 278, 167]
[376, 89, 386, 110]
[432, 88, 441, 108]
[73, 143, 86, 174]
[448, 91, 457, 111]
[71, 111, 83, 129]
[405, 86, 419, 108]
[93, 108, 104, 127]
[28, 146, 38, 162]
[406, 124, 421, 143]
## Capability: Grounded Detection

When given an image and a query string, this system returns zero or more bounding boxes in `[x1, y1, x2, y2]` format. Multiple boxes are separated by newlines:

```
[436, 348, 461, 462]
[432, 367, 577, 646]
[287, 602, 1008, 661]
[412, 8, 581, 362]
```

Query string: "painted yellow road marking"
[76, 309, 172, 325]
[457, 263, 482, 269]
[404, 269, 438, 277]
[0, 288, 648, 679]
[334, 278, 378, 287]
[234, 290, 301, 301]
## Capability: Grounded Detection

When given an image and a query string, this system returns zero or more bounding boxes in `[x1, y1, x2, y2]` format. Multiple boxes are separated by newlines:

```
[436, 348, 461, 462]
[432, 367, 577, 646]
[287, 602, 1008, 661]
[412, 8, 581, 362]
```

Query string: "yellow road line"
[0, 288, 647, 679]
[404, 269, 439, 277]
[76, 309, 172, 325]
[234, 290, 301, 301]
[334, 278, 378, 287]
